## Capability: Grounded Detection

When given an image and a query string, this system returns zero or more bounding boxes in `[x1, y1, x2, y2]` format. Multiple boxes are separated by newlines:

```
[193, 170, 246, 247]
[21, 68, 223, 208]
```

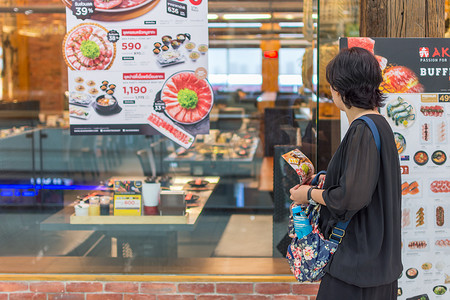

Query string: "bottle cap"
[292, 205, 304, 215]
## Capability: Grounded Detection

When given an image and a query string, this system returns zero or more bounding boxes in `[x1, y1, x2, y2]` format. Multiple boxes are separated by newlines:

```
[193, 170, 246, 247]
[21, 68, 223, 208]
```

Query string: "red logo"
[400, 165, 409, 175]
[419, 47, 429, 58]
[190, 0, 202, 5]
[432, 47, 450, 57]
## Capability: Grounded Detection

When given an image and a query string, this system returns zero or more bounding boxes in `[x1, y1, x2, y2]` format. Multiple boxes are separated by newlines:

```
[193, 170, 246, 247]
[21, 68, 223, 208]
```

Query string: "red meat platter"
[161, 71, 214, 125]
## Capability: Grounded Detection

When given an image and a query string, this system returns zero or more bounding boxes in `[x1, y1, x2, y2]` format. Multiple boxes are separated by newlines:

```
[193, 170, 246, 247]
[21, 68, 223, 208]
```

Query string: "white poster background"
[64, 0, 209, 147]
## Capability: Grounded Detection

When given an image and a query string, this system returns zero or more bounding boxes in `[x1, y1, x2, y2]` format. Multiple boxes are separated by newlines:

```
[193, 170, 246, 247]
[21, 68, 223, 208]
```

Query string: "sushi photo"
[69, 105, 90, 120]
[69, 92, 93, 107]
[156, 50, 185, 67]
[394, 132, 406, 153]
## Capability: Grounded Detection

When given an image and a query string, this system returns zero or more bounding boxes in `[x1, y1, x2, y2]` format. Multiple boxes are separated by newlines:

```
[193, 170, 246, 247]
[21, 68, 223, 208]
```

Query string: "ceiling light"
[279, 34, 304, 38]
[223, 14, 271, 20]
[208, 23, 262, 28]
[207, 14, 219, 20]
[312, 13, 318, 19]
[279, 22, 304, 28]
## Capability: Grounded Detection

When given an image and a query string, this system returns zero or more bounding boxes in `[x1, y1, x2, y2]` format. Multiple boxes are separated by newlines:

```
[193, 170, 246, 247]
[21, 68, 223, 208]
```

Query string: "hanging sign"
[61, 0, 212, 148]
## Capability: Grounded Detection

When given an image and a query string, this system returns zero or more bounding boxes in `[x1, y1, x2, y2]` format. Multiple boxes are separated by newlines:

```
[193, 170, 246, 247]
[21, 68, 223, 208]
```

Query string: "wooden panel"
[70, 213, 189, 225]
[260, 38, 280, 92]
[360, 0, 388, 37]
[426, 0, 445, 37]
[259, 157, 273, 191]
[0, 257, 293, 277]
[361, 0, 445, 37]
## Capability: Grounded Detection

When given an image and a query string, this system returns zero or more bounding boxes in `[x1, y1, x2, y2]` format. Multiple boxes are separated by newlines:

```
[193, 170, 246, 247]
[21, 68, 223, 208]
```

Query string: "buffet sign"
[61, 0, 212, 148]
[341, 38, 450, 300]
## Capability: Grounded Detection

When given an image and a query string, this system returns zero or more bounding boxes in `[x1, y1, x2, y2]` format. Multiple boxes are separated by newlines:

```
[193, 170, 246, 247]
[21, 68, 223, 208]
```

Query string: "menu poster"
[113, 180, 142, 216]
[62, 0, 212, 148]
[341, 38, 450, 300]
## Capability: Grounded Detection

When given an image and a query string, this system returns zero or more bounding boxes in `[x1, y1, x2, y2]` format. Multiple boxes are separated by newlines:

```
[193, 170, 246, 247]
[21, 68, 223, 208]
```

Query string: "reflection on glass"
[0, 0, 325, 273]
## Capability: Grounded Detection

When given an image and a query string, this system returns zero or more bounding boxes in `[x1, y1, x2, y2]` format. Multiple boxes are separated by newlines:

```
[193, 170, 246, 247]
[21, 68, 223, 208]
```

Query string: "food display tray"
[70, 213, 188, 225]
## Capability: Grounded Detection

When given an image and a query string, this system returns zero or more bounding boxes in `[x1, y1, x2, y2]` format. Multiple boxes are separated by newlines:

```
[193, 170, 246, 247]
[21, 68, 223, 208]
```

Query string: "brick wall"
[0, 281, 320, 299]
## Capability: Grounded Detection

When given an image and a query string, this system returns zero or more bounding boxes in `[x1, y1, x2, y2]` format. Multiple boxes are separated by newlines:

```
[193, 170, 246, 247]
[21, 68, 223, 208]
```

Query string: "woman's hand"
[289, 184, 311, 205]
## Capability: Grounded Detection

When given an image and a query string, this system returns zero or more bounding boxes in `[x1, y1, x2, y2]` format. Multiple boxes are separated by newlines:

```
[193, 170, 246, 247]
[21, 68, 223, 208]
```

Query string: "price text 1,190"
[123, 86, 148, 95]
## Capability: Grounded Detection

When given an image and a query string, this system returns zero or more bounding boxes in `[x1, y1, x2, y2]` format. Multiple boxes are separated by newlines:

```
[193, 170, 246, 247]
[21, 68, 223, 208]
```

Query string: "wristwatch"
[307, 186, 317, 205]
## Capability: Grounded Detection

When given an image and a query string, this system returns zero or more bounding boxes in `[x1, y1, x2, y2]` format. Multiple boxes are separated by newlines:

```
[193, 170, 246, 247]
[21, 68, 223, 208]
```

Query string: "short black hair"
[326, 47, 385, 109]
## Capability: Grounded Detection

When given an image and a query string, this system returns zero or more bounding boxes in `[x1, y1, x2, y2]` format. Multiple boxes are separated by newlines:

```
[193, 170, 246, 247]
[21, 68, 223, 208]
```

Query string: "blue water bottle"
[292, 205, 312, 239]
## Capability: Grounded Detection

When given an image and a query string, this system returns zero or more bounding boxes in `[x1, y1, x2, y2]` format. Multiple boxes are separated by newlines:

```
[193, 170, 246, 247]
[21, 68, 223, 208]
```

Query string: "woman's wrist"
[307, 186, 317, 205]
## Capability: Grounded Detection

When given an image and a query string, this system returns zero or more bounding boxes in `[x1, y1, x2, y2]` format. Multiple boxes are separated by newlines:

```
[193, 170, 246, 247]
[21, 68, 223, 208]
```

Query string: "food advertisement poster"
[341, 38, 450, 300]
[113, 180, 142, 216]
[62, 0, 212, 148]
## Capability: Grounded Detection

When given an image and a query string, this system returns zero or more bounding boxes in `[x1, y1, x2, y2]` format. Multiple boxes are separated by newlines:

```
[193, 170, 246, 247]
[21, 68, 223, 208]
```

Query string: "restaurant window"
[278, 48, 305, 92]
[0, 0, 371, 274]
[208, 48, 262, 91]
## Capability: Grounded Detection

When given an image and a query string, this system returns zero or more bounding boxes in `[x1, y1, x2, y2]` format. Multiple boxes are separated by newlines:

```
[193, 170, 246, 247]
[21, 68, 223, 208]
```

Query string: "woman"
[289, 47, 402, 299]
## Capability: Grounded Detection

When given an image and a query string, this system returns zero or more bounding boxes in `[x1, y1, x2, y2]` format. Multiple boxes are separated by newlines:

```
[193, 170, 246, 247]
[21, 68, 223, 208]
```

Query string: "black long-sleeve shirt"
[320, 114, 402, 287]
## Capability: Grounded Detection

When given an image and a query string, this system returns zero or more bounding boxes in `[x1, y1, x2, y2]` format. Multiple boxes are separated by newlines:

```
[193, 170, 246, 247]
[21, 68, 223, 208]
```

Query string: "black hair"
[326, 47, 385, 109]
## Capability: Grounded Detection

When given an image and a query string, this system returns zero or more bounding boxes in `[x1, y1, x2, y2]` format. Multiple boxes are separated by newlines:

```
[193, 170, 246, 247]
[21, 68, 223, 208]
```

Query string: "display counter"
[41, 176, 219, 257]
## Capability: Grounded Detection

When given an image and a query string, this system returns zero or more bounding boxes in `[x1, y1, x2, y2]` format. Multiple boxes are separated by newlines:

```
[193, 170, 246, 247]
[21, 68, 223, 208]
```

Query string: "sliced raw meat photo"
[63, 23, 116, 71]
[119, 0, 149, 8]
[347, 37, 375, 54]
[94, 0, 123, 9]
[62, 0, 159, 14]
[161, 71, 214, 125]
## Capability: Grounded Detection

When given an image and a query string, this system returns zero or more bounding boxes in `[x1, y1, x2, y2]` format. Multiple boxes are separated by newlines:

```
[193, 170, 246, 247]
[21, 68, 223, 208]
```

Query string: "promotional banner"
[62, 0, 212, 148]
[341, 38, 450, 300]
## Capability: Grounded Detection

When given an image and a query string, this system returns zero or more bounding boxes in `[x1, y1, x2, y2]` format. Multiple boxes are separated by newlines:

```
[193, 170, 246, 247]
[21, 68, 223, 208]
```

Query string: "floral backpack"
[286, 115, 381, 282]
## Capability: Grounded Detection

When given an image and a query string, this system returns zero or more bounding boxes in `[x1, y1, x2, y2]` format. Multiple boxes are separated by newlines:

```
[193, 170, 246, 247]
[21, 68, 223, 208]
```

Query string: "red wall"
[0, 281, 320, 299]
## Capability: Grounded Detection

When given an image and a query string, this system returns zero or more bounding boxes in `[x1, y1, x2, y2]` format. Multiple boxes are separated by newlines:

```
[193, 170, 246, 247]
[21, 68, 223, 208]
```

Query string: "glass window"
[279, 48, 305, 92]
[0, 0, 338, 275]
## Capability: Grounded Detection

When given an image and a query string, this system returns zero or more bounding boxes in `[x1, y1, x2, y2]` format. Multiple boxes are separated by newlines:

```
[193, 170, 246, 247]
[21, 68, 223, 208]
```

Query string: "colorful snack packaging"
[282, 149, 315, 185]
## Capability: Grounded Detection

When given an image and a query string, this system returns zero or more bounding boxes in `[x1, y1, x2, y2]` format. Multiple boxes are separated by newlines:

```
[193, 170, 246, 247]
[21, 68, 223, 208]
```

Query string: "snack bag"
[282, 149, 314, 184]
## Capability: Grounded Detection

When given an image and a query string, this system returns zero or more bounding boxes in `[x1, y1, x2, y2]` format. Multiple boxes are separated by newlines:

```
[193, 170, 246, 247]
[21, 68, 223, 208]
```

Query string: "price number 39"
[75, 7, 94, 16]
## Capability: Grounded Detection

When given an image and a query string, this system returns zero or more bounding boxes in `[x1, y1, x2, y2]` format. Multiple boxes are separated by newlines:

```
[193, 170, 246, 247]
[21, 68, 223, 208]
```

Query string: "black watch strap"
[307, 186, 317, 205]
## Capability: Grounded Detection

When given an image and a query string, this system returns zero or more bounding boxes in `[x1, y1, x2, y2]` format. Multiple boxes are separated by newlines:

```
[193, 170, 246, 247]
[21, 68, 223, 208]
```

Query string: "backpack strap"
[329, 115, 381, 244]
[358, 115, 381, 153]
[311, 170, 327, 186]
